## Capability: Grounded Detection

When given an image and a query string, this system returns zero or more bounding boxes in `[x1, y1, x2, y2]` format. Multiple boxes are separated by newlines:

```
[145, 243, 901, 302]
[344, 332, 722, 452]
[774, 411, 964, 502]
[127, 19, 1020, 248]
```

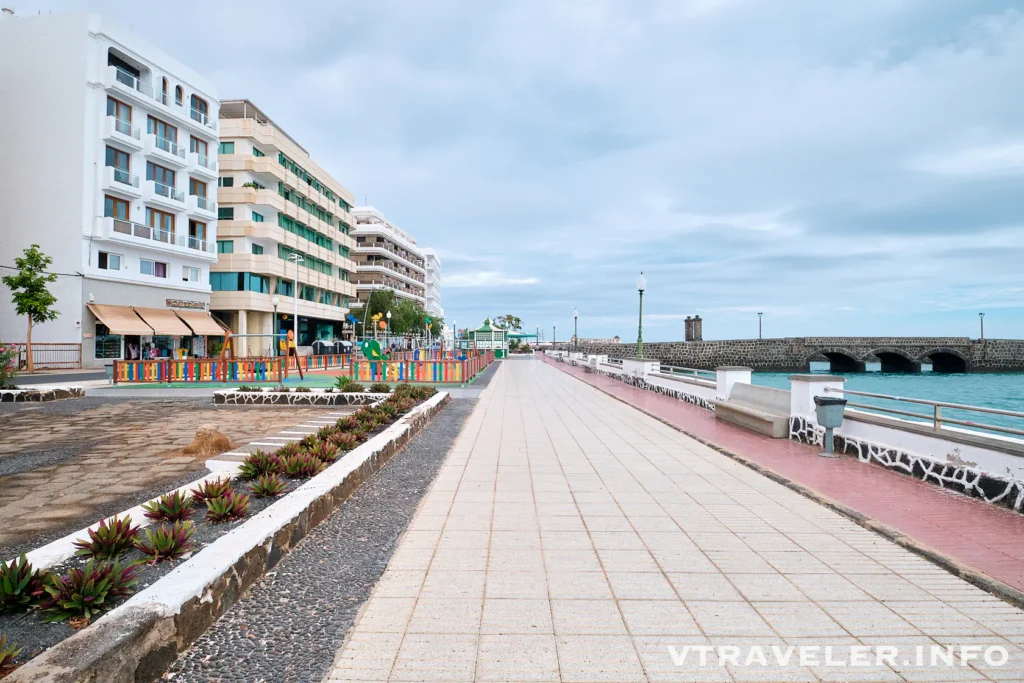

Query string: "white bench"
[713, 383, 790, 438]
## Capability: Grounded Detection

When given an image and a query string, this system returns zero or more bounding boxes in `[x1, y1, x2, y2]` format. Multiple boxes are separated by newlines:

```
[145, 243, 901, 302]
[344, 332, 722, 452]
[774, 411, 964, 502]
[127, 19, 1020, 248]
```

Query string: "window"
[252, 147, 265, 158]
[104, 195, 129, 220]
[98, 251, 121, 271]
[147, 116, 177, 144]
[105, 146, 130, 171]
[218, 176, 234, 188]
[218, 207, 235, 221]
[175, 86, 183, 107]
[146, 162, 175, 187]
[209, 272, 268, 293]
[339, 245, 350, 258]
[106, 97, 131, 123]
[251, 244, 264, 255]
[183, 266, 199, 282]
[140, 258, 167, 278]
[145, 207, 175, 236]
[275, 279, 293, 297]
[189, 220, 207, 248]
[107, 52, 139, 79]
[217, 240, 234, 254]
[252, 211, 264, 223]
[95, 322, 121, 359]
[218, 142, 235, 154]
[191, 94, 209, 123]
[190, 136, 208, 157]
[189, 178, 207, 198]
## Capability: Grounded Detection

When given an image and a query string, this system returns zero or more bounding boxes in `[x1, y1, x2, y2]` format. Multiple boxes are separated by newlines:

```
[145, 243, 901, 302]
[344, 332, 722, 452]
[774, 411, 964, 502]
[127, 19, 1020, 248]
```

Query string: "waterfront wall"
[571, 338, 1024, 372]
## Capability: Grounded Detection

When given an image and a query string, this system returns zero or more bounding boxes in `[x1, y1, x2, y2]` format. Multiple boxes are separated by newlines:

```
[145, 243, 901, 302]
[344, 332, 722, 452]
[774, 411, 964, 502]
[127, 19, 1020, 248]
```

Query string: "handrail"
[825, 386, 1024, 438]
[660, 364, 715, 379]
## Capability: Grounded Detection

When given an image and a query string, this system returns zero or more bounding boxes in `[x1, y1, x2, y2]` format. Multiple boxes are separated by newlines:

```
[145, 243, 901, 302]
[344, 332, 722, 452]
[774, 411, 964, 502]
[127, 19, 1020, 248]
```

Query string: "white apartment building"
[421, 247, 444, 319]
[0, 12, 222, 367]
[351, 207, 426, 307]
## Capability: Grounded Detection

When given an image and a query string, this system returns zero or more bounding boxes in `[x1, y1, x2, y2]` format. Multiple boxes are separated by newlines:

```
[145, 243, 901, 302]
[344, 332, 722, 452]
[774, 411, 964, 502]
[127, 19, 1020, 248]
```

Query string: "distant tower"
[692, 315, 703, 341]
[684, 316, 693, 342]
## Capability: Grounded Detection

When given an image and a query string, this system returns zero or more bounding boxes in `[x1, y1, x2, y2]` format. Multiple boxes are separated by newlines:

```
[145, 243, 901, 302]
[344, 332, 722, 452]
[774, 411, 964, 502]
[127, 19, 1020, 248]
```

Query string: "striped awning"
[132, 307, 193, 335]
[87, 304, 153, 335]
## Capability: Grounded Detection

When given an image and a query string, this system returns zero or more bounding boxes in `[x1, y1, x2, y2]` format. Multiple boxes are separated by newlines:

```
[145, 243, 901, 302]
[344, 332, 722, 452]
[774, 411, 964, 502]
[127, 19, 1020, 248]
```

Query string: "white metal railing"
[824, 387, 1024, 439]
[111, 66, 153, 97]
[109, 116, 140, 140]
[660, 364, 716, 380]
[190, 108, 215, 129]
[153, 135, 185, 158]
[193, 195, 216, 211]
[109, 218, 213, 253]
[152, 182, 185, 202]
[195, 154, 215, 170]
[109, 167, 139, 187]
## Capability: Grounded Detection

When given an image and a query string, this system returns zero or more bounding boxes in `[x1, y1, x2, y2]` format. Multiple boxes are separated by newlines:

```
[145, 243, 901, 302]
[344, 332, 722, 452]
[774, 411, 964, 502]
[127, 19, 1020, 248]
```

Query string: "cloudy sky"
[26, 0, 1024, 340]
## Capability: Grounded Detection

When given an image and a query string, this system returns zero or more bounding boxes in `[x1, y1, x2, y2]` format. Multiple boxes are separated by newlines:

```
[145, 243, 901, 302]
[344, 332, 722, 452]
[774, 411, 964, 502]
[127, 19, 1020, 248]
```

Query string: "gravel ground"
[0, 395, 212, 416]
[165, 398, 475, 683]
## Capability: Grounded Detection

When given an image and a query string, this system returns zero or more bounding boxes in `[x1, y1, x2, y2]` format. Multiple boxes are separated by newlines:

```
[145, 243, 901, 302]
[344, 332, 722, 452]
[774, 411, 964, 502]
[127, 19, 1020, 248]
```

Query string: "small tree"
[495, 314, 522, 332]
[2, 245, 59, 373]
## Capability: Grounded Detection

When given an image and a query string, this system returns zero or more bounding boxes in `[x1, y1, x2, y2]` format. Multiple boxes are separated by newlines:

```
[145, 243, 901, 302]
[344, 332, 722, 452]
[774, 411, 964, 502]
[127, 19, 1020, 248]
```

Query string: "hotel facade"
[351, 207, 427, 309]
[213, 100, 358, 354]
[0, 12, 223, 367]
[421, 247, 444, 319]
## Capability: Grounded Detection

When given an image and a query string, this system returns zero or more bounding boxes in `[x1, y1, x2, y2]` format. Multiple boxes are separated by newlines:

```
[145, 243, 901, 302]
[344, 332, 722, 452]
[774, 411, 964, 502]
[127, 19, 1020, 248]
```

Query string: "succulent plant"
[377, 402, 398, 419]
[141, 491, 194, 523]
[369, 382, 392, 393]
[335, 415, 360, 431]
[280, 453, 326, 478]
[274, 442, 301, 459]
[191, 478, 233, 503]
[0, 634, 22, 673]
[205, 492, 251, 523]
[40, 557, 141, 623]
[250, 473, 287, 498]
[72, 515, 141, 559]
[308, 441, 339, 464]
[237, 449, 282, 480]
[329, 431, 360, 451]
[0, 554, 49, 613]
[298, 434, 319, 450]
[344, 382, 366, 393]
[135, 521, 195, 563]
[316, 425, 339, 441]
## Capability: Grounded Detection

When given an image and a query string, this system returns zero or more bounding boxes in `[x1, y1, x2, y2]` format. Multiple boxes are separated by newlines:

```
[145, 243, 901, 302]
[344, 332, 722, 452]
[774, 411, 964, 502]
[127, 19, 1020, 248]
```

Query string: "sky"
[22, 0, 1024, 341]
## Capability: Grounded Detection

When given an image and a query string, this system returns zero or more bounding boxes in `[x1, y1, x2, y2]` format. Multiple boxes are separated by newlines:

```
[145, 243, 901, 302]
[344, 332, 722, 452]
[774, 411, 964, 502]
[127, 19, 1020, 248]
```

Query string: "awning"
[132, 307, 193, 335]
[172, 309, 227, 336]
[87, 304, 153, 336]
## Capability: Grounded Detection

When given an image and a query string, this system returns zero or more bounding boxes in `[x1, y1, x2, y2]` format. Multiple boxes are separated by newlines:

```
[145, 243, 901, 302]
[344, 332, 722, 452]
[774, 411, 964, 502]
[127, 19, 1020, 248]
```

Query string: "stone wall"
[574, 338, 1024, 372]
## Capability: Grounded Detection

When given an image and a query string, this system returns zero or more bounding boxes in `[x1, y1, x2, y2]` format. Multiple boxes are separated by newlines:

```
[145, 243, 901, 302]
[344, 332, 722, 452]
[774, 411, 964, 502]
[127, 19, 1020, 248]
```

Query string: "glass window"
[95, 322, 121, 359]
[252, 211, 264, 223]
[210, 272, 240, 291]
[218, 176, 234, 187]
[104, 195, 129, 220]
[106, 97, 131, 122]
[183, 266, 199, 282]
[98, 251, 121, 270]
[147, 116, 177, 143]
[146, 162, 175, 187]
[175, 86, 183, 106]
[251, 244, 264, 255]
[252, 147, 265, 158]
[247, 273, 269, 293]
[145, 208, 175, 234]
[105, 146, 130, 171]
[217, 240, 234, 254]
[190, 136, 208, 157]
[189, 178, 207, 198]
[275, 279, 293, 297]
[140, 259, 167, 278]
[218, 142, 235, 154]
[218, 207, 234, 220]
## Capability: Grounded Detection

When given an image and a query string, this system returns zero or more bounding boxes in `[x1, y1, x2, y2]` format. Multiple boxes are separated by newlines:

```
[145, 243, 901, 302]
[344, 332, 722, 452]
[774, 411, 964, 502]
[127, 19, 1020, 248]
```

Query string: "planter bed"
[0, 387, 84, 403]
[213, 387, 387, 406]
[1, 387, 448, 682]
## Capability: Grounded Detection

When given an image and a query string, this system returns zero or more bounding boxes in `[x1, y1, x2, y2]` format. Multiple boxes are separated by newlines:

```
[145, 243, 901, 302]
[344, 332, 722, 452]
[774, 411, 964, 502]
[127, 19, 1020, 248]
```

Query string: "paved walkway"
[541, 355, 1024, 595]
[326, 359, 1024, 682]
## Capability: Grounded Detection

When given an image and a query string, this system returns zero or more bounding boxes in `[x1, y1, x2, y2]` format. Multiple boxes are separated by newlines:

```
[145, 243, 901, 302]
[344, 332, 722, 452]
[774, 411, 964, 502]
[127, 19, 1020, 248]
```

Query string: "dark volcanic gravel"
[165, 398, 475, 683]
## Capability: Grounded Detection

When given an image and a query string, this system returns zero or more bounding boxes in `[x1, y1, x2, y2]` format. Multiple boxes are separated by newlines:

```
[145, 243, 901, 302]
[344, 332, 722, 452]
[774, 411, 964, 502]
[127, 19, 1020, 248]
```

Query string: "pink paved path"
[541, 355, 1024, 594]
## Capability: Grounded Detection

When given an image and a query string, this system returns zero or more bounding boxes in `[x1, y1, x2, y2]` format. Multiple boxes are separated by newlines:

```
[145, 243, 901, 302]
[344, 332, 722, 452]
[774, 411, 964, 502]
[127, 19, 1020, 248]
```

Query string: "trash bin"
[813, 395, 847, 457]
[104, 364, 113, 385]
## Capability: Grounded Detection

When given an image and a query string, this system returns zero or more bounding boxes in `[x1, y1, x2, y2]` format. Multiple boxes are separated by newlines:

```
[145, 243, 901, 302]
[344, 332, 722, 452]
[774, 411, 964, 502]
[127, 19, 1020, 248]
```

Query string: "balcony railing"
[112, 66, 153, 97]
[109, 116, 141, 140]
[109, 218, 213, 253]
[152, 182, 185, 202]
[153, 136, 186, 159]
[190, 108, 215, 130]
[192, 195, 216, 211]
[195, 154, 215, 170]
[108, 166, 139, 188]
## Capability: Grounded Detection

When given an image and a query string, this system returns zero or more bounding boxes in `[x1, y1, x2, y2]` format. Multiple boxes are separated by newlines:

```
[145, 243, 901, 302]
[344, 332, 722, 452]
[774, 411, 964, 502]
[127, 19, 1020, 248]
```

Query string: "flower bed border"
[0, 387, 84, 403]
[6, 391, 450, 683]
[212, 388, 388, 406]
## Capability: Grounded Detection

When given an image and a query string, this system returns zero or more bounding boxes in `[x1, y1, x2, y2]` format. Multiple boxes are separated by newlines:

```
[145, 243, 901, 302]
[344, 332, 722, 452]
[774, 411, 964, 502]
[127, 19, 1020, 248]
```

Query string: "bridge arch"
[917, 347, 969, 373]
[866, 347, 917, 373]
[811, 348, 863, 373]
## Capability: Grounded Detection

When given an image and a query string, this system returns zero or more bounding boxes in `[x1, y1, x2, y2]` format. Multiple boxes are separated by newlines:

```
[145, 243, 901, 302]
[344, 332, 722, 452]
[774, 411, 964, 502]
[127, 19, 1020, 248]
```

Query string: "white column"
[789, 374, 846, 426]
[715, 366, 751, 400]
[621, 357, 659, 379]
[237, 309, 248, 357]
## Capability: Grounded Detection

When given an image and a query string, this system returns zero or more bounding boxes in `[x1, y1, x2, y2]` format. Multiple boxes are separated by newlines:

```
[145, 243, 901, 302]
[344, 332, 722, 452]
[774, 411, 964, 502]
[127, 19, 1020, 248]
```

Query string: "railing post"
[934, 404, 942, 430]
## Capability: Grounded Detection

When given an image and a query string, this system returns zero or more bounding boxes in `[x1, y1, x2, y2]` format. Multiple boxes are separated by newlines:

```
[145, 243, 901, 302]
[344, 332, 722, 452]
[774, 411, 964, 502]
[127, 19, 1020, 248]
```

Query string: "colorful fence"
[351, 351, 495, 384]
[285, 354, 352, 372]
[113, 358, 284, 384]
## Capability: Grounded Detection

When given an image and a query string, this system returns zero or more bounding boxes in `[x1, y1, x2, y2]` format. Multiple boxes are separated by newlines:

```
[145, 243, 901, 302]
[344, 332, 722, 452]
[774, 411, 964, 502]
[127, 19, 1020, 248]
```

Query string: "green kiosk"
[459, 319, 509, 359]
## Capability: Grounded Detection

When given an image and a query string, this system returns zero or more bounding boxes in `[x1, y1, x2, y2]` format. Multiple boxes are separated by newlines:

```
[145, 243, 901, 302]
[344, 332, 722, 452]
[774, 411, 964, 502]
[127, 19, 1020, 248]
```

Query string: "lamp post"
[553, 324, 556, 349]
[288, 254, 304, 346]
[758, 312, 763, 340]
[272, 295, 280, 356]
[979, 312, 985, 341]
[636, 272, 646, 358]
[574, 308, 579, 352]
[386, 310, 392, 346]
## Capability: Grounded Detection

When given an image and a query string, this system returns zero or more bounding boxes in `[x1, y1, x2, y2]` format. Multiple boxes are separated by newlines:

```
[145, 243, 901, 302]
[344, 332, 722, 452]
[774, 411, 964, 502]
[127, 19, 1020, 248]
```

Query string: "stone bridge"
[573, 337, 1024, 373]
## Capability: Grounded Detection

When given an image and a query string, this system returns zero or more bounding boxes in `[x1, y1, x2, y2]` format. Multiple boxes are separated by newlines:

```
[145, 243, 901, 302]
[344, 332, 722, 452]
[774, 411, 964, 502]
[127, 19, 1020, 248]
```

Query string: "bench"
[713, 383, 790, 438]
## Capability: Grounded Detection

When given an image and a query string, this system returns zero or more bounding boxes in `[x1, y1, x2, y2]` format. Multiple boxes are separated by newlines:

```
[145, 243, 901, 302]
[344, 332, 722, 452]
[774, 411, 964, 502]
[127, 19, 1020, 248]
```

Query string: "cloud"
[908, 141, 1024, 175]
[444, 271, 540, 288]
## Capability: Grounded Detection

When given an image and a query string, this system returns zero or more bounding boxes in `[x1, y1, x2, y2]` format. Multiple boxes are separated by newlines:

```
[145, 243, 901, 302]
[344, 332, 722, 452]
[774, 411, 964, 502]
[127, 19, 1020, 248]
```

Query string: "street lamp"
[272, 295, 280, 356]
[574, 308, 579, 352]
[553, 324, 556, 348]
[979, 312, 985, 341]
[758, 312, 763, 340]
[287, 254, 304, 346]
[636, 272, 647, 358]
[386, 310, 392, 345]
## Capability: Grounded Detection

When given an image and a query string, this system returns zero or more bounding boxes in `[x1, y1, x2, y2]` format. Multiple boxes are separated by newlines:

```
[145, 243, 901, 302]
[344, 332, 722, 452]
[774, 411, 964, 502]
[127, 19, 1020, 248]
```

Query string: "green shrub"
[329, 431, 360, 451]
[251, 473, 287, 498]
[299, 434, 318, 450]
[135, 521, 195, 563]
[333, 375, 354, 391]
[0, 634, 22, 673]
[205, 492, 251, 523]
[141, 492, 194, 523]
[41, 557, 141, 623]
[369, 382, 392, 393]
[191, 478, 233, 503]
[280, 453, 325, 478]
[316, 425, 339, 441]
[335, 415, 359, 431]
[0, 554, 49, 613]
[73, 515, 141, 559]
[238, 450, 282, 479]
[274, 442, 301, 459]
[308, 441, 339, 464]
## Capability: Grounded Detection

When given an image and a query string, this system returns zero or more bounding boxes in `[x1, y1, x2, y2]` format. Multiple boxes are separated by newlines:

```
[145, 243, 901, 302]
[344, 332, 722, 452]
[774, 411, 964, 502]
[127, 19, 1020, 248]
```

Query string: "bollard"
[813, 396, 848, 457]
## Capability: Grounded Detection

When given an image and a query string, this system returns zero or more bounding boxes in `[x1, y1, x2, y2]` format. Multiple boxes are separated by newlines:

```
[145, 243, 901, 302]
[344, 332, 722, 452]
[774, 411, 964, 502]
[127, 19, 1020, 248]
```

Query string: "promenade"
[326, 359, 1024, 682]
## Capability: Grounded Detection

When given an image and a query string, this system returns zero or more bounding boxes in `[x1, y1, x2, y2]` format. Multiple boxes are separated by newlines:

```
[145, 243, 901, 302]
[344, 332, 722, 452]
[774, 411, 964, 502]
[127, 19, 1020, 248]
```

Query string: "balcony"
[104, 65, 154, 108]
[102, 166, 142, 199]
[190, 107, 217, 132]
[188, 194, 217, 218]
[102, 116, 143, 150]
[188, 152, 218, 180]
[150, 89, 187, 119]
[144, 180, 185, 211]
[93, 216, 216, 260]
[144, 134, 187, 168]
